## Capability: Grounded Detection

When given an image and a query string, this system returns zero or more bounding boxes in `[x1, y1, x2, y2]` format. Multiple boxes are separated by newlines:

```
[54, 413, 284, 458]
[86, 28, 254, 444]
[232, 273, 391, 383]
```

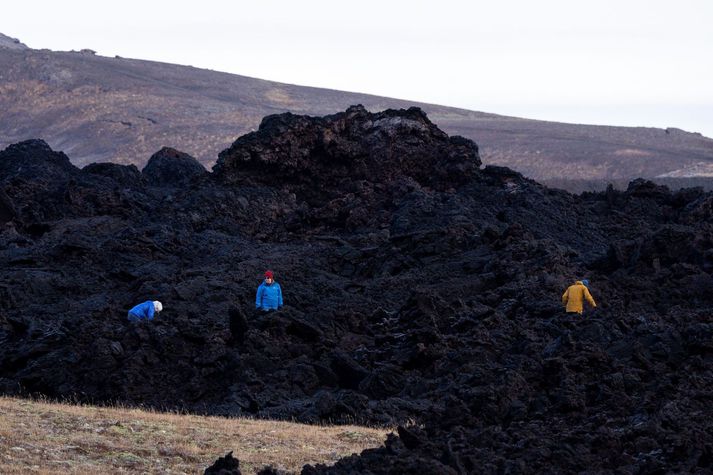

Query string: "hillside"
[2, 34, 712, 182]
[1, 106, 712, 473]
[0, 396, 387, 474]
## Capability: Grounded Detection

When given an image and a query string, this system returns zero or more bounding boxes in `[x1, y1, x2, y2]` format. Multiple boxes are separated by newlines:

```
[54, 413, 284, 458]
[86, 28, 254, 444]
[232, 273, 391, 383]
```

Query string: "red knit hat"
[264, 270, 274, 279]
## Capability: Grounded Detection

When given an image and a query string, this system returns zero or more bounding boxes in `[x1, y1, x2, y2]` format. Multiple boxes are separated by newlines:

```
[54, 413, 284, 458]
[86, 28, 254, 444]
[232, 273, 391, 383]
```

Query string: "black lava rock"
[0, 107, 712, 474]
[204, 451, 241, 475]
[142, 146, 207, 186]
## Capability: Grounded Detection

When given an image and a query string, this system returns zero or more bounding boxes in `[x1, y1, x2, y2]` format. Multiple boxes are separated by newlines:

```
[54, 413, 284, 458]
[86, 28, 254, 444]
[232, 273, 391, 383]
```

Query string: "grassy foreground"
[0, 396, 390, 474]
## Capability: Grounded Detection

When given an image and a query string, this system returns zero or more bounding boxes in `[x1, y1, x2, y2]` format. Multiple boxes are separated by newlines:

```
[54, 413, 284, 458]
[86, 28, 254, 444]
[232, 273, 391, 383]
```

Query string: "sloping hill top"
[0, 33, 28, 50]
[1, 37, 712, 181]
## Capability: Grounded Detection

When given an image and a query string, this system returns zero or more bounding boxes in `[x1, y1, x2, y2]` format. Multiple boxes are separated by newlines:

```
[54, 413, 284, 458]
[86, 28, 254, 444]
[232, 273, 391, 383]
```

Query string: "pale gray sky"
[2, 0, 712, 137]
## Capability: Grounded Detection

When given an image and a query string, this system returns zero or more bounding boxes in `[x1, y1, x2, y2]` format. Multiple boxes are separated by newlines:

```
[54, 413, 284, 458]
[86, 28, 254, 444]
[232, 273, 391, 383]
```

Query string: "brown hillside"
[0, 396, 388, 474]
[1, 39, 712, 181]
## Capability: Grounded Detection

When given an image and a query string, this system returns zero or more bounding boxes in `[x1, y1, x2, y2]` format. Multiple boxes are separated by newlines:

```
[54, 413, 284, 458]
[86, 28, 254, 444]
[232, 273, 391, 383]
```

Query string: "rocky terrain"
[1, 106, 712, 473]
[2, 32, 713, 185]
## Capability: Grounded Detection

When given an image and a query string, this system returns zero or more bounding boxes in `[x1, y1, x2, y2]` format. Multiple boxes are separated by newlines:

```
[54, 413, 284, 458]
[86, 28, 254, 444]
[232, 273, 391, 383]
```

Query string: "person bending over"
[127, 300, 163, 322]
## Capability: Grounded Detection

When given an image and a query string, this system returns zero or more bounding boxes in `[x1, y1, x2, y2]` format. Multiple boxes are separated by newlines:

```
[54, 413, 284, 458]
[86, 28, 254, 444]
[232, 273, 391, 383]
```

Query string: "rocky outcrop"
[215, 105, 480, 203]
[0, 107, 712, 473]
[0, 33, 28, 50]
[142, 147, 207, 186]
[204, 451, 241, 474]
[0, 139, 78, 181]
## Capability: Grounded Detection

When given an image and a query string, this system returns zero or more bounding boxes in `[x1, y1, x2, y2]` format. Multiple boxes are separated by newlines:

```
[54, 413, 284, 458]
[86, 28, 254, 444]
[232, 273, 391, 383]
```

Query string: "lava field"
[1, 106, 712, 473]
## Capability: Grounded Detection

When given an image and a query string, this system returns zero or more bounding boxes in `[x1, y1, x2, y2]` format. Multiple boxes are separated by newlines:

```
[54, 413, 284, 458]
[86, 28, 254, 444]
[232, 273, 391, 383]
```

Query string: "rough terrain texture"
[1, 106, 712, 473]
[2, 37, 713, 183]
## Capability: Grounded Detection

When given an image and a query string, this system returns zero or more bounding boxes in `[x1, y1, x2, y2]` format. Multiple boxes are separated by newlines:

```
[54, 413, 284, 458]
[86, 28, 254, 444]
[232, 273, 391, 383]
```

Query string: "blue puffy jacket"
[256, 281, 283, 310]
[128, 301, 155, 321]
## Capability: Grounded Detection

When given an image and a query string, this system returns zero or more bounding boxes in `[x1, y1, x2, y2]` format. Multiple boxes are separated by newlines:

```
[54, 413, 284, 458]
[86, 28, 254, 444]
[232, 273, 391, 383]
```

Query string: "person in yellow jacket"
[562, 279, 597, 314]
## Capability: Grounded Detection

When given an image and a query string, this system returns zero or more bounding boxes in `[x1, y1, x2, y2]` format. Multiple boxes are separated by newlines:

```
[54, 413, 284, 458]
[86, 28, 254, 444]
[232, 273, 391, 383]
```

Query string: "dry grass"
[0, 396, 390, 474]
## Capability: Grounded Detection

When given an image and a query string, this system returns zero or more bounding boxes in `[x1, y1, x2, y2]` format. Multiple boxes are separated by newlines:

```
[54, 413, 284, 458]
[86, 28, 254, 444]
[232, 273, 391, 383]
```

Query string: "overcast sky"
[3, 0, 712, 137]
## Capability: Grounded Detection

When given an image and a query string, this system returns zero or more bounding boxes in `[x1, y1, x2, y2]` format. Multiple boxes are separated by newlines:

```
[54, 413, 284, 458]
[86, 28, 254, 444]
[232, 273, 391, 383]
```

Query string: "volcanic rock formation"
[1, 106, 712, 473]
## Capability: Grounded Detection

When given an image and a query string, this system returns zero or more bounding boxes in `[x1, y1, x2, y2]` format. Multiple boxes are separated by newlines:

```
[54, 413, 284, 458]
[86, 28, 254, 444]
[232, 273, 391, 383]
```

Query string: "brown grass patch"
[613, 148, 652, 156]
[0, 396, 390, 474]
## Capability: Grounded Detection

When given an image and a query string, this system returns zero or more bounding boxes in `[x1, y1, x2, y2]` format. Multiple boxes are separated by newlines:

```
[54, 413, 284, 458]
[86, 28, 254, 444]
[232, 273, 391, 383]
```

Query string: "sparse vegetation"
[0, 396, 389, 474]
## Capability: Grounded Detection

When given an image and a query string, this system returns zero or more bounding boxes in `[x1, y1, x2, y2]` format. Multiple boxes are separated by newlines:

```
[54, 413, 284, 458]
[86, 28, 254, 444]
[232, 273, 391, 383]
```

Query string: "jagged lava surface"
[1, 106, 712, 473]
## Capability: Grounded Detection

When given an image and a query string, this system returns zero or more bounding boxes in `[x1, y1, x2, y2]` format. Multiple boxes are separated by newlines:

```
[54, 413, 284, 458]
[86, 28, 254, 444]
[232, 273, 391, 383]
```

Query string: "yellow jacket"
[562, 281, 596, 314]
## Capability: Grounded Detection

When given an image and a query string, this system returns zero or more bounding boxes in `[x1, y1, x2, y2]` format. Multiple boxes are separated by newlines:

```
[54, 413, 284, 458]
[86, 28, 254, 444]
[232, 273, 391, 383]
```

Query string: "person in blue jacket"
[127, 300, 163, 321]
[255, 270, 283, 312]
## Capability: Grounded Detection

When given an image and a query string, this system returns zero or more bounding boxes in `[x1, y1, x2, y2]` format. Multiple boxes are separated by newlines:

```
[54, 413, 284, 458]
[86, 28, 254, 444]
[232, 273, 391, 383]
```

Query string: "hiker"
[255, 270, 283, 312]
[127, 300, 163, 321]
[562, 280, 596, 315]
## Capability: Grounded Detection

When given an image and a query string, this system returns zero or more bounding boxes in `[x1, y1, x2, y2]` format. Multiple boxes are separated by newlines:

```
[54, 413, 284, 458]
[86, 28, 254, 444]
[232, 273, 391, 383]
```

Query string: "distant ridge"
[0, 33, 28, 50]
[1, 34, 712, 183]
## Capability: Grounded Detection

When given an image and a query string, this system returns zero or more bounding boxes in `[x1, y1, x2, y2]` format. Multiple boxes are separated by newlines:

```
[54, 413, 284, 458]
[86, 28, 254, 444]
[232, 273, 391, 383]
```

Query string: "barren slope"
[2, 38, 712, 181]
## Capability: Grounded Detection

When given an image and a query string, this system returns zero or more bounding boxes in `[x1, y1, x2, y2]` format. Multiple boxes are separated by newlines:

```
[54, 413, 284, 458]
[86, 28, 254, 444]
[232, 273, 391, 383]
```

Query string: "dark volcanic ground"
[1, 106, 712, 474]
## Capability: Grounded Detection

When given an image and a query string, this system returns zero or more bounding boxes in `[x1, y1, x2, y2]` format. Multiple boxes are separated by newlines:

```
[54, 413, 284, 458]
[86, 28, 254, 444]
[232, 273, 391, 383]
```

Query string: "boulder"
[142, 147, 207, 186]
